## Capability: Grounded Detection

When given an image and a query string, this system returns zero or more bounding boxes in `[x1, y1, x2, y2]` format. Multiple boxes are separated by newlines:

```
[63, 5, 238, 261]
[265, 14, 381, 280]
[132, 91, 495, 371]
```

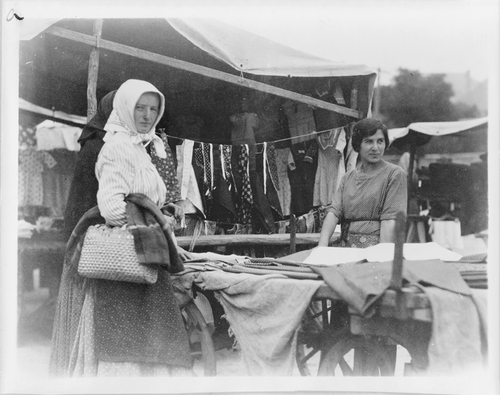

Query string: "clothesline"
[161, 125, 349, 148]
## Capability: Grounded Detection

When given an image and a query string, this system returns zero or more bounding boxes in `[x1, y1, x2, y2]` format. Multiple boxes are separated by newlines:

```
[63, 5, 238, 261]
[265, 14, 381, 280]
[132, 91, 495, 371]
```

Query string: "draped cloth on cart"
[173, 268, 321, 376]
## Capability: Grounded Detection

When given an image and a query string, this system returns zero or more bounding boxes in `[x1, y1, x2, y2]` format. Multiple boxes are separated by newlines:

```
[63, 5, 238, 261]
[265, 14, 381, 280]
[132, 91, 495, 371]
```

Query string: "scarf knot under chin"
[103, 110, 167, 158]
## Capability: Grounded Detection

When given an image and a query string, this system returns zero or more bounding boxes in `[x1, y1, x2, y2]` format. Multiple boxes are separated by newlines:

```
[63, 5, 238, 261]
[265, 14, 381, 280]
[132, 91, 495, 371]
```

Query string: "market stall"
[20, 18, 376, 251]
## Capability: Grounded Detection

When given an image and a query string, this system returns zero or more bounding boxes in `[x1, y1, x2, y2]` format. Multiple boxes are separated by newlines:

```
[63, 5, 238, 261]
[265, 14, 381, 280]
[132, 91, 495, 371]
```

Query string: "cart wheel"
[318, 334, 395, 376]
[296, 301, 351, 376]
[182, 300, 217, 376]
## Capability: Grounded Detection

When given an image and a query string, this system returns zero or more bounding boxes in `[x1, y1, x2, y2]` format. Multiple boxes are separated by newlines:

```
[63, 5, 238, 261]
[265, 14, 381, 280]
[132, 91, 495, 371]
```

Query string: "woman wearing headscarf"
[64, 88, 186, 243]
[50, 80, 192, 377]
[318, 118, 407, 248]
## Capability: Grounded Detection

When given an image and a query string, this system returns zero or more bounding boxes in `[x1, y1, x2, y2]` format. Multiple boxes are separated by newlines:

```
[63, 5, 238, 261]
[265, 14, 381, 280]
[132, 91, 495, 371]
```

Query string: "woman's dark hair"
[351, 118, 389, 152]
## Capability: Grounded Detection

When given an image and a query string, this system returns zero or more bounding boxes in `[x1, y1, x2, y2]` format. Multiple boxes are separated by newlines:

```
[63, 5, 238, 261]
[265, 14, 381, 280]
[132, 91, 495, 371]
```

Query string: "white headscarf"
[103, 79, 167, 158]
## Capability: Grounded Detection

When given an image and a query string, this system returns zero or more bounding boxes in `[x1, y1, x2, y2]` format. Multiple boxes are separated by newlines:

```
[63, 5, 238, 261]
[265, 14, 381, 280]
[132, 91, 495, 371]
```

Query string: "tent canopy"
[19, 18, 376, 144]
[389, 117, 488, 143]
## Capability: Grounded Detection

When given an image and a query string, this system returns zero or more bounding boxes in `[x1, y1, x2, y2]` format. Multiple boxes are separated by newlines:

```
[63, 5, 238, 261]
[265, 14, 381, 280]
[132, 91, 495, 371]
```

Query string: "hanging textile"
[282, 101, 316, 143]
[175, 140, 204, 216]
[41, 149, 77, 217]
[313, 128, 343, 206]
[18, 148, 57, 207]
[274, 148, 292, 216]
[265, 142, 280, 193]
[287, 140, 318, 216]
[233, 145, 253, 225]
[201, 143, 214, 199]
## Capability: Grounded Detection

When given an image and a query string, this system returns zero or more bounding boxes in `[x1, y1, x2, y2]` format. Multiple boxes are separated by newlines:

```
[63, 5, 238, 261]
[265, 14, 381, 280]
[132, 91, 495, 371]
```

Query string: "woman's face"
[359, 129, 386, 164]
[134, 92, 160, 134]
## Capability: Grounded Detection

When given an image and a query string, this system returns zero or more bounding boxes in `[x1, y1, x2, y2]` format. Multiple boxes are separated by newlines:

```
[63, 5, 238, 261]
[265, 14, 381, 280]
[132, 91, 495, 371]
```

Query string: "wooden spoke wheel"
[296, 301, 351, 376]
[318, 334, 396, 376]
[182, 300, 217, 376]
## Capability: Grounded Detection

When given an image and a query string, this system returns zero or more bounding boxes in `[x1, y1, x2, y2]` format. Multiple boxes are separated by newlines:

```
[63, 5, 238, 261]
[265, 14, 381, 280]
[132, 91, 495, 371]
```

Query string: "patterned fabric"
[237, 145, 253, 224]
[221, 144, 233, 188]
[18, 148, 57, 206]
[201, 143, 213, 199]
[149, 132, 181, 204]
[19, 125, 37, 148]
[339, 233, 379, 248]
[265, 142, 280, 192]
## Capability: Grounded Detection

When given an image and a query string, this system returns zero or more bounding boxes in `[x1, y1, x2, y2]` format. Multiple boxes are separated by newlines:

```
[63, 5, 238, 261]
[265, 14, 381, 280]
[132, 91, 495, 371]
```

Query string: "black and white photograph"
[1, 0, 499, 394]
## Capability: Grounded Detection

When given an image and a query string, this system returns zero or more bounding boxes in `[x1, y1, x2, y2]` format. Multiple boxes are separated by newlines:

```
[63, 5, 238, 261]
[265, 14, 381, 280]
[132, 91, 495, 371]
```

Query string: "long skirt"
[49, 263, 193, 377]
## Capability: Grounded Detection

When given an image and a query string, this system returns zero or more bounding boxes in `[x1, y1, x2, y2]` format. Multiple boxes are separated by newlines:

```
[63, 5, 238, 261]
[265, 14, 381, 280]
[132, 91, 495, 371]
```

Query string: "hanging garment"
[282, 101, 316, 143]
[231, 145, 253, 225]
[149, 133, 181, 205]
[176, 140, 204, 216]
[210, 146, 238, 224]
[36, 121, 82, 152]
[18, 148, 57, 207]
[274, 148, 292, 216]
[19, 126, 37, 149]
[287, 140, 318, 216]
[230, 112, 259, 145]
[264, 142, 280, 193]
[42, 149, 77, 217]
[313, 128, 343, 206]
[344, 125, 358, 174]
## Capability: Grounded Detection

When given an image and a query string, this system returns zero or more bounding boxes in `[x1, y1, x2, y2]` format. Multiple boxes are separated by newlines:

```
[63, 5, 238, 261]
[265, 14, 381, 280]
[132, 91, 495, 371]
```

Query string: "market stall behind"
[389, 118, 488, 248]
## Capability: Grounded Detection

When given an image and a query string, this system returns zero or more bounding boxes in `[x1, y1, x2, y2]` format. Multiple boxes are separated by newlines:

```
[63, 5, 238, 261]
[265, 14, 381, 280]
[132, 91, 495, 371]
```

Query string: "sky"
[5, 0, 498, 85]
[212, 1, 495, 84]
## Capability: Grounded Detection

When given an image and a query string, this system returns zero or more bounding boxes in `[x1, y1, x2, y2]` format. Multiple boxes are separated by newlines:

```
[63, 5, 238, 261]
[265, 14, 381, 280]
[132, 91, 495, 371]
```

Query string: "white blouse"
[96, 133, 167, 226]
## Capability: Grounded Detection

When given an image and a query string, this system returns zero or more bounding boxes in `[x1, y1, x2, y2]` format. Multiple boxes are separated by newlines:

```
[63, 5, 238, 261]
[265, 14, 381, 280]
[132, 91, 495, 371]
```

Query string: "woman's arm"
[380, 219, 396, 243]
[317, 212, 339, 247]
[96, 142, 135, 226]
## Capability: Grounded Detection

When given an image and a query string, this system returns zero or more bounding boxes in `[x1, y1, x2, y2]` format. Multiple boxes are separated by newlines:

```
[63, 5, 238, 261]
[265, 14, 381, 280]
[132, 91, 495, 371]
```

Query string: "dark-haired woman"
[318, 118, 407, 248]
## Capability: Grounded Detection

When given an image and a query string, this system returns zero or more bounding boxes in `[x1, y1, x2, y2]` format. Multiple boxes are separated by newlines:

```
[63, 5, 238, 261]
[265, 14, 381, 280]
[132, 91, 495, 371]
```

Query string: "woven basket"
[79, 224, 158, 284]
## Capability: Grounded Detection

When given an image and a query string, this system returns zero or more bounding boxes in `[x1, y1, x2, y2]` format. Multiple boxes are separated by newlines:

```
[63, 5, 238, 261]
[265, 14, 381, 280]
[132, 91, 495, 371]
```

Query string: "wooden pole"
[407, 131, 417, 214]
[46, 25, 362, 119]
[86, 19, 103, 122]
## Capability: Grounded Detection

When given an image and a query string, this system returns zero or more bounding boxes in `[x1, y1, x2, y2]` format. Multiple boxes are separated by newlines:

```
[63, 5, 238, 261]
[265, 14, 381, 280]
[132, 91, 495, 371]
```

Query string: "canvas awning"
[19, 18, 377, 143]
[389, 117, 488, 144]
[20, 18, 375, 78]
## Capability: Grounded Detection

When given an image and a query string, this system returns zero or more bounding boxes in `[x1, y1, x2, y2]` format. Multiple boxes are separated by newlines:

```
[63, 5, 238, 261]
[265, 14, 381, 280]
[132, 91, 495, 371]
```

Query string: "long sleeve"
[96, 140, 135, 226]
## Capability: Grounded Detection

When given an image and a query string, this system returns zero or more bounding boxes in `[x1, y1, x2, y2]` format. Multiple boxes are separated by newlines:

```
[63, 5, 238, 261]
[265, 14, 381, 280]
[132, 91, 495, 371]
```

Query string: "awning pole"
[407, 131, 417, 214]
[87, 19, 103, 122]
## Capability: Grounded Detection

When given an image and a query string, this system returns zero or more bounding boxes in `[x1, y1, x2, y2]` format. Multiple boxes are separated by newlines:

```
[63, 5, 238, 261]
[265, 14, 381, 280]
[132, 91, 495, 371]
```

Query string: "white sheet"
[303, 242, 463, 266]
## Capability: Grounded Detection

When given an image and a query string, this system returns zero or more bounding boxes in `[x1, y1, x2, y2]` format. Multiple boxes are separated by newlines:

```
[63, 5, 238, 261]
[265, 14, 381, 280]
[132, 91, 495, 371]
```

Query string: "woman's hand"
[177, 246, 193, 261]
[163, 202, 185, 223]
[162, 214, 177, 232]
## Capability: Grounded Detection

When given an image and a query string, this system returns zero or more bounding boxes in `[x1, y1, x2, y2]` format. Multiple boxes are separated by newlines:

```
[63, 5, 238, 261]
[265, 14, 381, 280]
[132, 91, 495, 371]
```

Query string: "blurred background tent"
[389, 117, 488, 237]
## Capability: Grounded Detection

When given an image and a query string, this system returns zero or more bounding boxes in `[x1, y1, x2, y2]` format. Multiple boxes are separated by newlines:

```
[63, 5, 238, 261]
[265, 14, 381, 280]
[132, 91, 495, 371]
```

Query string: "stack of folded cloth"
[448, 253, 488, 289]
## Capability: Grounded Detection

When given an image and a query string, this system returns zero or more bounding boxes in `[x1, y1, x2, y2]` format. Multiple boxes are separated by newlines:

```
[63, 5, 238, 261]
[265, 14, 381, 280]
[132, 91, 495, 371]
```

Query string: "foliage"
[378, 68, 480, 128]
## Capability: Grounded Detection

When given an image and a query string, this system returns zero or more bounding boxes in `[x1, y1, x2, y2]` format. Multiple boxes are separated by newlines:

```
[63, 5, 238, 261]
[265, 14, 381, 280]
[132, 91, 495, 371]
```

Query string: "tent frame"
[45, 22, 366, 125]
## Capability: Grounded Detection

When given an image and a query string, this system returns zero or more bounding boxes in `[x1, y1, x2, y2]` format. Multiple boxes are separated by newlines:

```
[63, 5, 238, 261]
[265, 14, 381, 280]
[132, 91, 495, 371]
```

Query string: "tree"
[378, 68, 480, 128]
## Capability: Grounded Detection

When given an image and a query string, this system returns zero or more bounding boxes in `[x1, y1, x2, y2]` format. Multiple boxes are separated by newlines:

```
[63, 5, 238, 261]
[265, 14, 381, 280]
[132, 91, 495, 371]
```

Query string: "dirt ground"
[16, 286, 310, 379]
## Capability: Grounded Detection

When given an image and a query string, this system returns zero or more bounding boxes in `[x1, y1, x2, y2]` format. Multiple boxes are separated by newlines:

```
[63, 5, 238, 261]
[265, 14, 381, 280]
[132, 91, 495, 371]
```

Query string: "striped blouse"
[96, 133, 167, 226]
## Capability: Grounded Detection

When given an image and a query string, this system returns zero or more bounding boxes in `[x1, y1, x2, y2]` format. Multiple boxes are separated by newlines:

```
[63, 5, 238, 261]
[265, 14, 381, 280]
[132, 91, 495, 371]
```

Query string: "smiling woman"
[317, 118, 407, 248]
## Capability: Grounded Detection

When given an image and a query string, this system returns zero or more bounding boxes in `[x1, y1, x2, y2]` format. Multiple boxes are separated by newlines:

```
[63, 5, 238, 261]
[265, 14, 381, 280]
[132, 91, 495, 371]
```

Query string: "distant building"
[444, 71, 488, 116]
